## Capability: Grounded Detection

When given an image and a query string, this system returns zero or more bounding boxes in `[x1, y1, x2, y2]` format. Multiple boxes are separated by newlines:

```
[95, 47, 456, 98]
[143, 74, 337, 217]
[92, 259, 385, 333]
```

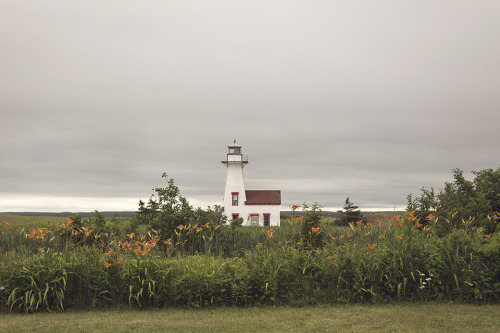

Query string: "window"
[232, 192, 239, 206]
[263, 214, 270, 226]
[232, 214, 239, 220]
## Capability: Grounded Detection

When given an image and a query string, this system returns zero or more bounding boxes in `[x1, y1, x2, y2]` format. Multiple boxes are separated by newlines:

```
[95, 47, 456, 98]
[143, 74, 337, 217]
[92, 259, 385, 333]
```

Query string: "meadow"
[0, 209, 498, 313]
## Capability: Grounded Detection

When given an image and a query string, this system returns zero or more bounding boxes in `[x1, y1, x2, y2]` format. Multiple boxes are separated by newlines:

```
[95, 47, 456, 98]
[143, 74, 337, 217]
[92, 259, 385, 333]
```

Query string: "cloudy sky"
[1, 1, 499, 213]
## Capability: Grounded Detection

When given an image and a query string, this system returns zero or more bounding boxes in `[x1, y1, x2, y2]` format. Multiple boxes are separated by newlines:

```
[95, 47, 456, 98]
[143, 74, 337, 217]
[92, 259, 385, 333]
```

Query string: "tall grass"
[0, 212, 498, 312]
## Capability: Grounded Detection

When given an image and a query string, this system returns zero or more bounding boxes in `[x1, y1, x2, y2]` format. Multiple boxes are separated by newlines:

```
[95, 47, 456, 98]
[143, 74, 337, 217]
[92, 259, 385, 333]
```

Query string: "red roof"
[245, 190, 281, 205]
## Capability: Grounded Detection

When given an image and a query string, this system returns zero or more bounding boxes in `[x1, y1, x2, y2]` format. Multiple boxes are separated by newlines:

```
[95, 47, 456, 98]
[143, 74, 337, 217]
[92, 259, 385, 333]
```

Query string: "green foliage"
[408, 167, 500, 234]
[2, 210, 498, 312]
[1, 173, 499, 312]
[130, 173, 194, 243]
[336, 197, 365, 226]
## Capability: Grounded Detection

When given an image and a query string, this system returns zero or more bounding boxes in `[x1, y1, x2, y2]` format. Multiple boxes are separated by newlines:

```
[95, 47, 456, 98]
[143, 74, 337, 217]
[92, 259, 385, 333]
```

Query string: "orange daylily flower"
[396, 222, 401, 228]
[126, 233, 135, 239]
[356, 220, 363, 226]
[367, 244, 376, 250]
[291, 205, 300, 210]
[485, 234, 491, 238]
[116, 259, 123, 264]
[38, 247, 45, 253]
[296, 216, 304, 222]
[177, 224, 185, 230]
[478, 227, 484, 232]
[391, 215, 401, 222]
[427, 214, 436, 219]
[267, 228, 275, 236]
[196, 227, 203, 232]
[164, 238, 172, 245]
[379, 233, 386, 239]
[104, 262, 112, 268]
[346, 232, 353, 238]
[2, 221, 10, 226]
[202, 222, 210, 228]
[312, 227, 320, 233]
[104, 250, 113, 257]
[493, 214, 499, 220]
[416, 222, 423, 228]
[396, 233, 403, 240]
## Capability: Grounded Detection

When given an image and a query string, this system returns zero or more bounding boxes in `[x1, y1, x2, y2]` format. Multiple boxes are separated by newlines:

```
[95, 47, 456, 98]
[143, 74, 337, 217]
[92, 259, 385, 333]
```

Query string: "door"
[250, 214, 259, 226]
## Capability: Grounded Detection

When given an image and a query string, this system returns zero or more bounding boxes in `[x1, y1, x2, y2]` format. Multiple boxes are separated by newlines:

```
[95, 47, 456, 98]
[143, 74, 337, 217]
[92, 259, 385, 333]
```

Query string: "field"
[1, 303, 499, 332]
[1, 209, 498, 314]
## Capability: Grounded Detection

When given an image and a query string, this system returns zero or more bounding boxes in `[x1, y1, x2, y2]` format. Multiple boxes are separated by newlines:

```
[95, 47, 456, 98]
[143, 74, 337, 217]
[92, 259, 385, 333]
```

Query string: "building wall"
[242, 204, 281, 226]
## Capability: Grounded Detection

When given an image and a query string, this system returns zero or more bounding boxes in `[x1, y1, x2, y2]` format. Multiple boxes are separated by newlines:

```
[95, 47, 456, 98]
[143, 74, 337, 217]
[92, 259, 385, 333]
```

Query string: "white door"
[250, 214, 259, 226]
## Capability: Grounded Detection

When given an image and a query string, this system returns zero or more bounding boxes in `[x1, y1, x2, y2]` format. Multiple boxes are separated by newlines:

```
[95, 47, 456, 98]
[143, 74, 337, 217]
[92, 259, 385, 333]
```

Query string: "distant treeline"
[3, 211, 404, 219]
[3, 210, 405, 219]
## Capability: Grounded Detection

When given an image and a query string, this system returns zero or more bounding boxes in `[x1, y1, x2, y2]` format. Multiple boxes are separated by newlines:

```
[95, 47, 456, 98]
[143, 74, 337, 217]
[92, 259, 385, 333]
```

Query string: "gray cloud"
[1, 1, 499, 212]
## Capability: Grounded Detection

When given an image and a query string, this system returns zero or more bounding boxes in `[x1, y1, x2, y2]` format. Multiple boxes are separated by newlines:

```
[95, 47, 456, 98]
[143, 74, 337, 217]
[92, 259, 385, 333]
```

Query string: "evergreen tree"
[337, 197, 365, 226]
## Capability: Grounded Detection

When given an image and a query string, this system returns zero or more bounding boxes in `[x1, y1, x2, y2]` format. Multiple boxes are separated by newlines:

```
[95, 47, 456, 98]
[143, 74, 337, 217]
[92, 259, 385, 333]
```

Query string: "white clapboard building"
[222, 141, 281, 226]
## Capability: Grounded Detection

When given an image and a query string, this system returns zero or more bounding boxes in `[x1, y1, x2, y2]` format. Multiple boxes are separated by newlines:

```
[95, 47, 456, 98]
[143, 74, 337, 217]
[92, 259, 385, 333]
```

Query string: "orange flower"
[72, 230, 80, 235]
[267, 228, 275, 236]
[81, 227, 92, 236]
[379, 233, 386, 239]
[196, 227, 203, 232]
[291, 205, 300, 210]
[493, 214, 499, 220]
[116, 259, 123, 264]
[367, 244, 376, 250]
[104, 262, 112, 268]
[177, 224, 185, 230]
[391, 215, 401, 222]
[346, 232, 353, 238]
[427, 214, 436, 219]
[356, 220, 363, 226]
[377, 220, 383, 226]
[104, 250, 113, 257]
[296, 216, 304, 222]
[2, 221, 10, 226]
[396, 233, 403, 240]
[416, 222, 423, 228]
[312, 227, 320, 233]
[126, 232, 135, 239]
[485, 234, 491, 238]
[164, 238, 172, 245]
[38, 247, 45, 253]
[396, 222, 401, 228]
[202, 222, 210, 228]
[478, 227, 484, 232]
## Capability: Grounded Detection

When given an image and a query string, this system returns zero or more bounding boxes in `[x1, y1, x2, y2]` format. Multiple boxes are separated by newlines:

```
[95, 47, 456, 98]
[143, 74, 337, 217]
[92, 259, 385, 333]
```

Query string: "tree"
[407, 167, 500, 234]
[337, 197, 365, 226]
[129, 173, 194, 242]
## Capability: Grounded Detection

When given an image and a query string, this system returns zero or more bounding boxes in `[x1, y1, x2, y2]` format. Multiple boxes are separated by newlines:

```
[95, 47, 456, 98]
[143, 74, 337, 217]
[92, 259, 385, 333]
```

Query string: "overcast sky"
[1, 1, 499, 213]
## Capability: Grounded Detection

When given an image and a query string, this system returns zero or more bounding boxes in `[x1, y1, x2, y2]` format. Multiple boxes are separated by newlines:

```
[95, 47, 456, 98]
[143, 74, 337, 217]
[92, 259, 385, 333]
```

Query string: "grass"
[0, 214, 68, 226]
[0, 303, 499, 332]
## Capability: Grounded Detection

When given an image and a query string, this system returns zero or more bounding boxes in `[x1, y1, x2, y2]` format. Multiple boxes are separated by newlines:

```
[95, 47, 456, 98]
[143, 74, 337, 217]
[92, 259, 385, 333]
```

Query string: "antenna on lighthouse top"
[234, 139, 236, 144]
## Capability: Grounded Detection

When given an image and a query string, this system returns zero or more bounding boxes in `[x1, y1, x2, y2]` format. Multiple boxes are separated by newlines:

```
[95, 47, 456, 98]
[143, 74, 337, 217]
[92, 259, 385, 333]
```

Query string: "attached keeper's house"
[222, 142, 281, 226]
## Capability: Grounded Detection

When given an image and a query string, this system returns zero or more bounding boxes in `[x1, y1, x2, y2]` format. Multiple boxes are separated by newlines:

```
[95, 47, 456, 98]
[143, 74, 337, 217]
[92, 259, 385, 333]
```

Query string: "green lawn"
[1, 303, 498, 332]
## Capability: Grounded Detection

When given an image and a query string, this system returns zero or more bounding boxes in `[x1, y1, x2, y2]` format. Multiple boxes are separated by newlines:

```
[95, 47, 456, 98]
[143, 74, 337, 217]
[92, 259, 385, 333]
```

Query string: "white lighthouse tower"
[222, 141, 281, 226]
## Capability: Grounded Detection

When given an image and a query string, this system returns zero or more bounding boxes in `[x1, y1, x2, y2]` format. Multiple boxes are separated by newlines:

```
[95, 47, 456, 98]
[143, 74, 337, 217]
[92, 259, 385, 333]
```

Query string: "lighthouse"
[222, 141, 281, 226]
